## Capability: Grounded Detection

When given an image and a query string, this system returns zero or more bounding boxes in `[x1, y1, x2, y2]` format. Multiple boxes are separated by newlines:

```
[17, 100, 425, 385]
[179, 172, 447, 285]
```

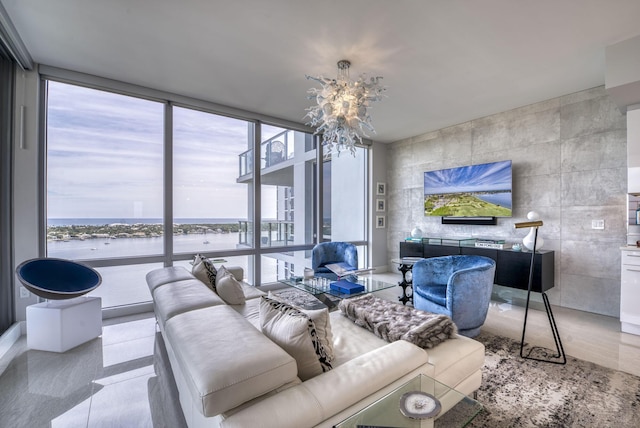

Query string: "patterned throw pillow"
[192, 254, 218, 291]
[259, 296, 332, 381]
[267, 291, 334, 361]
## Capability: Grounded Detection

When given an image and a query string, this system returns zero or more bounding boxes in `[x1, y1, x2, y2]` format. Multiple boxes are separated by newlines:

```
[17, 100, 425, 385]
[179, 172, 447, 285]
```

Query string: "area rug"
[469, 332, 640, 427]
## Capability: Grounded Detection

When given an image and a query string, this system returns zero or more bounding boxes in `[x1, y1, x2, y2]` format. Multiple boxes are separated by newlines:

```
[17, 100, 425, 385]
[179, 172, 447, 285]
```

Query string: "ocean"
[476, 193, 512, 209]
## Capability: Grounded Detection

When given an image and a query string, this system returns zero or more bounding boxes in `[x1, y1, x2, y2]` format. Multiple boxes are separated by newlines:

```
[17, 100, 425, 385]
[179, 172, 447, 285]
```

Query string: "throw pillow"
[267, 291, 334, 361]
[215, 265, 230, 287]
[192, 254, 217, 291]
[259, 297, 332, 381]
[216, 273, 246, 305]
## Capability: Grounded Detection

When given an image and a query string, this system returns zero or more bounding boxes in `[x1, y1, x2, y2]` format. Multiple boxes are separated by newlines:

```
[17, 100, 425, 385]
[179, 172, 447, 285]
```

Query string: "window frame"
[39, 66, 370, 295]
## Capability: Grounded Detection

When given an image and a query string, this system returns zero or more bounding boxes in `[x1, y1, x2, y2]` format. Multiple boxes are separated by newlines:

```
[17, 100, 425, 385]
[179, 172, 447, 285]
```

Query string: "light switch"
[592, 219, 605, 230]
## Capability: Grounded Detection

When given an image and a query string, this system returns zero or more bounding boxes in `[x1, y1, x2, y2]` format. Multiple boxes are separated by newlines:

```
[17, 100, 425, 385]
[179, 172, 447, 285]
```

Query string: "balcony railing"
[238, 220, 294, 247]
[238, 130, 293, 178]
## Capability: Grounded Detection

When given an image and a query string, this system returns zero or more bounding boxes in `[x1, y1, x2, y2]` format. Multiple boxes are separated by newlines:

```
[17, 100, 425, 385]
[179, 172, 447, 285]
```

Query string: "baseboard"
[102, 302, 154, 320]
[0, 321, 24, 361]
[372, 264, 388, 273]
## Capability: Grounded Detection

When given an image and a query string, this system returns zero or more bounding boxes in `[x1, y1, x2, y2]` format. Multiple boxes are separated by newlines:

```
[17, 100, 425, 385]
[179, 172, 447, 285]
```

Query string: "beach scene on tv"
[424, 160, 512, 217]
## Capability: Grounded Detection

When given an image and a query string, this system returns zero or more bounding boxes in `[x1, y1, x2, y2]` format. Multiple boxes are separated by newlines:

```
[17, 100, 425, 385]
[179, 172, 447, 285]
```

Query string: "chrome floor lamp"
[514, 220, 566, 365]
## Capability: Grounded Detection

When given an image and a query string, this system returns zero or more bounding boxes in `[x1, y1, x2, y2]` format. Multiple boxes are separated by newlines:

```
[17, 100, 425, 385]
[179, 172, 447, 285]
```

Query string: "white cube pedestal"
[27, 296, 102, 352]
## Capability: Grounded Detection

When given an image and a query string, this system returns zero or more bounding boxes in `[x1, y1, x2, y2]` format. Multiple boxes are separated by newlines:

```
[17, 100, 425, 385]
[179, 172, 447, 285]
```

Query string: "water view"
[47, 218, 245, 259]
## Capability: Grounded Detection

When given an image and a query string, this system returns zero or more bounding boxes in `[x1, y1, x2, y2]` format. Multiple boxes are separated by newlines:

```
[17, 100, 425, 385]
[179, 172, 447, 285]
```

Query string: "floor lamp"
[514, 220, 566, 365]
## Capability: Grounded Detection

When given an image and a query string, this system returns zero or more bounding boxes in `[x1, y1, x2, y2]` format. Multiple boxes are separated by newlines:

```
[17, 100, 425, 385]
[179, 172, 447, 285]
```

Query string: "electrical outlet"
[592, 219, 605, 230]
[19, 286, 30, 298]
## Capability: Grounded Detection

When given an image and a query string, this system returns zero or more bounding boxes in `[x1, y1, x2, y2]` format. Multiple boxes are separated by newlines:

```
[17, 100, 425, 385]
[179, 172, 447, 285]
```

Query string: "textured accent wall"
[387, 86, 627, 317]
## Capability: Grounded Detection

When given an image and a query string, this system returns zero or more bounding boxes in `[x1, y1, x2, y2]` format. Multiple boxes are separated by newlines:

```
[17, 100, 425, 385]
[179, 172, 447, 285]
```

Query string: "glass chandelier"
[305, 60, 385, 156]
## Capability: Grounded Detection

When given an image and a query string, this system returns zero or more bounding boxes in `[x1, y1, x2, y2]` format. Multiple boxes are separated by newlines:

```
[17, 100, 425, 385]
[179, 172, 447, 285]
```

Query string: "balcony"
[237, 220, 294, 247]
[237, 130, 295, 185]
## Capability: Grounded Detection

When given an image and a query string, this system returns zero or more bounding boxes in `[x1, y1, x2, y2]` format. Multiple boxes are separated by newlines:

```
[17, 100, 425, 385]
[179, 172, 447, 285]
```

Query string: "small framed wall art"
[376, 182, 386, 196]
[376, 198, 386, 212]
[376, 215, 386, 229]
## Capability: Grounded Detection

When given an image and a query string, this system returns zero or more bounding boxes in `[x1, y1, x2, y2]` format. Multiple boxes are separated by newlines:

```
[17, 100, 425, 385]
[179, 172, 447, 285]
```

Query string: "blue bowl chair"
[413, 255, 496, 338]
[311, 242, 358, 280]
[16, 258, 102, 300]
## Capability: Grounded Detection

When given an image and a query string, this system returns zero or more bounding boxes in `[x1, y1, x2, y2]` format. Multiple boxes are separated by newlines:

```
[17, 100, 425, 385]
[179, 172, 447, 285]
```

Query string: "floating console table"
[399, 238, 555, 293]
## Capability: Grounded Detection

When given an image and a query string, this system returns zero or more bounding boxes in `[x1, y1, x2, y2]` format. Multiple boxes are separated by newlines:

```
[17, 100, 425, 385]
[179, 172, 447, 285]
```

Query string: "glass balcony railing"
[238, 220, 294, 247]
[238, 130, 293, 178]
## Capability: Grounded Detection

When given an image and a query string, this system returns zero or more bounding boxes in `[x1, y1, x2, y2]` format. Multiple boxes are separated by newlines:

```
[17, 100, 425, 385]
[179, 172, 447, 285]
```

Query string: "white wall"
[12, 68, 40, 321]
[370, 142, 388, 271]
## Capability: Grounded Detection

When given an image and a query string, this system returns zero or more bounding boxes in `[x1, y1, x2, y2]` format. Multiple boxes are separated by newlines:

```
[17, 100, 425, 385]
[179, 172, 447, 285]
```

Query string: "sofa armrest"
[224, 266, 244, 282]
[219, 340, 429, 428]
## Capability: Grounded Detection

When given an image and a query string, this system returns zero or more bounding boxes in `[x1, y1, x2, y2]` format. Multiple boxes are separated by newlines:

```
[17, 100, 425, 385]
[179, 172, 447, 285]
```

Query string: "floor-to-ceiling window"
[45, 82, 165, 307]
[322, 146, 369, 267]
[258, 124, 316, 282]
[43, 76, 369, 310]
[172, 106, 254, 282]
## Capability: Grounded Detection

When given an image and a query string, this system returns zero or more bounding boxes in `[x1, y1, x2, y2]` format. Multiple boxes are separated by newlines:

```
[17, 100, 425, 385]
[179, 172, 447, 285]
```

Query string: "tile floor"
[1, 272, 639, 427]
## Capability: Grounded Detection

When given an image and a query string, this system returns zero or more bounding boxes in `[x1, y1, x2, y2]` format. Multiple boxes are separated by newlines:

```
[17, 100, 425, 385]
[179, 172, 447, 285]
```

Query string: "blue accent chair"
[311, 242, 358, 280]
[412, 255, 496, 338]
[16, 258, 102, 300]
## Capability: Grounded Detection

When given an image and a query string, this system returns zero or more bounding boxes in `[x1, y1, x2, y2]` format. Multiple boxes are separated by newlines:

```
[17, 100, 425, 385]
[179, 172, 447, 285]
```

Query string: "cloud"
[47, 81, 281, 219]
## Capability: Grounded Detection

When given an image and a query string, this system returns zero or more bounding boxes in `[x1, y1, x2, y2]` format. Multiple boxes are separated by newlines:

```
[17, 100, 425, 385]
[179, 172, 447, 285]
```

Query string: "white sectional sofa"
[146, 265, 485, 428]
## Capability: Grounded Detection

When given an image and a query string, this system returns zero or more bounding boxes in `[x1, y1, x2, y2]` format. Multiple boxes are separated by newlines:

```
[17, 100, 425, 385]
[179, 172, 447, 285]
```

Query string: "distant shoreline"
[47, 218, 246, 226]
[47, 221, 242, 241]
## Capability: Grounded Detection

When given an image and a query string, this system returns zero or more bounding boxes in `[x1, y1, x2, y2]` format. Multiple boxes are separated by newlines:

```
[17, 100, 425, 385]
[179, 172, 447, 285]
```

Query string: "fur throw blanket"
[338, 294, 457, 349]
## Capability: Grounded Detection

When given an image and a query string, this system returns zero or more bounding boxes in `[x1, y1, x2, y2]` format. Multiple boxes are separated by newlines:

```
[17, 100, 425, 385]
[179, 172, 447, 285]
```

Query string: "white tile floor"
[1, 272, 639, 427]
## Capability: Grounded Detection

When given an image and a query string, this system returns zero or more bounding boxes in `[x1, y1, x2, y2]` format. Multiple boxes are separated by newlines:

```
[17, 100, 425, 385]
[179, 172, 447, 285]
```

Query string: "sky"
[423, 160, 512, 194]
[46, 81, 280, 220]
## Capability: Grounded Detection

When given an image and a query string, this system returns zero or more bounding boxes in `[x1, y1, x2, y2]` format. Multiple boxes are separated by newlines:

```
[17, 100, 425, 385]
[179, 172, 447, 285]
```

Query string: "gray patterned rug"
[470, 332, 640, 427]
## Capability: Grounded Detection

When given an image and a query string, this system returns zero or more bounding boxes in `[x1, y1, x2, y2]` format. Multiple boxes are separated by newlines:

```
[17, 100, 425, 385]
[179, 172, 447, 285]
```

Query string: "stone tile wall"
[386, 86, 627, 317]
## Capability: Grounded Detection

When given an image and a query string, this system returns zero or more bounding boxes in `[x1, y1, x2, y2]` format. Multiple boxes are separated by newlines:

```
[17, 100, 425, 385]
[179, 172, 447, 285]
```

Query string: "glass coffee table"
[278, 275, 396, 310]
[335, 374, 483, 428]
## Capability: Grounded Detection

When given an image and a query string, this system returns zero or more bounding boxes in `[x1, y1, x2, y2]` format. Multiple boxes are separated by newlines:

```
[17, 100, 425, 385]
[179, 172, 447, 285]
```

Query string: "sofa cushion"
[219, 340, 429, 428]
[192, 254, 218, 290]
[224, 265, 244, 282]
[330, 311, 391, 368]
[216, 273, 246, 305]
[153, 278, 226, 328]
[424, 334, 485, 389]
[414, 282, 447, 307]
[165, 305, 298, 417]
[146, 266, 195, 295]
[259, 297, 332, 381]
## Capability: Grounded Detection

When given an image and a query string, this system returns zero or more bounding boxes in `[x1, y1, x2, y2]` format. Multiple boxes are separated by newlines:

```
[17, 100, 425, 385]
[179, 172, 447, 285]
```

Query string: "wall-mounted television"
[424, 160, 512, 218]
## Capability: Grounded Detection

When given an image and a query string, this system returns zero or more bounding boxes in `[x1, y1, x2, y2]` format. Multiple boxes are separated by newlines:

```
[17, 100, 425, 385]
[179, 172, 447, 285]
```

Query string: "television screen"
[423, 160, 512, 217]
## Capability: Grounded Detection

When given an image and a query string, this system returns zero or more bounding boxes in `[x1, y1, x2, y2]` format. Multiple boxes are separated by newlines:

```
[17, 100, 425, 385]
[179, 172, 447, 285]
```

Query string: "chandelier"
[305, 60, 385, 156]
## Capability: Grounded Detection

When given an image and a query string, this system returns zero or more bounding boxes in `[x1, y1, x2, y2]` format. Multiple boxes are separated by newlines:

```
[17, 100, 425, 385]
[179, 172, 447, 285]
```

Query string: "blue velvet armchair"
[311, 242, 358, 280]
[412, 255, 496, 338]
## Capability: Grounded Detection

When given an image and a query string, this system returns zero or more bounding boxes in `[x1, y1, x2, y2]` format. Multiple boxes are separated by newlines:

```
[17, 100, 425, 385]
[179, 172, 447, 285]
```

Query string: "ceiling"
[3, 0, 640, 143]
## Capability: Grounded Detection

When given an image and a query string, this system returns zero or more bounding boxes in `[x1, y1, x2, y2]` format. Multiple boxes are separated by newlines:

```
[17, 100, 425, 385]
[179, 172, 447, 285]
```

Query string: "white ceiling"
[3, 0, 640, 143]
